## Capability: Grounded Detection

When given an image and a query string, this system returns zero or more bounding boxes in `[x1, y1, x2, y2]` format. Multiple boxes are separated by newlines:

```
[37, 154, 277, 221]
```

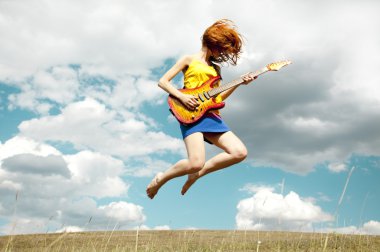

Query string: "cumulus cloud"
[322, 220, 380, 235]
[100, 201, 145, 223]
[0, 0, 210, 80]
[236, 185, 333, 231]
[1, 0, 185, 180]
[0, 136, 61, 160]
[362, 220, 380, 235]
[213, 1, 380, 173]
[0, 137, 146, 235]
[7, 64, 167, 116]
[18, 98, 182, 158]
[7, 66, 79, 114]
[64, 150, 128, 198]
[2, 154, 70, 178]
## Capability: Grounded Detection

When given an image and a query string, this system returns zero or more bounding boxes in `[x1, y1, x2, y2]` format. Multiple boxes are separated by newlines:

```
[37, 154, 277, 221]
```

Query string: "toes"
[146, 172, 163, 199]
[181, 187, 186, 195]
[181, 182, 191, 195]
[181, 175, 198, 195]
[147, 189, 155, 199]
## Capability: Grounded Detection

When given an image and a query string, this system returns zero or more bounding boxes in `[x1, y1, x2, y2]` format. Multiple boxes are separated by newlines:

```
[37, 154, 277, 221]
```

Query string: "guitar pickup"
[204, 92, 211, 100]
[198, 93, 205, 102]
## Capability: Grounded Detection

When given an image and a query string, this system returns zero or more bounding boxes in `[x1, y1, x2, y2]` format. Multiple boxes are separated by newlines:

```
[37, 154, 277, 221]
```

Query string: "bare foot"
[181, 173, 199, 195]
[146, 172, 164, 199]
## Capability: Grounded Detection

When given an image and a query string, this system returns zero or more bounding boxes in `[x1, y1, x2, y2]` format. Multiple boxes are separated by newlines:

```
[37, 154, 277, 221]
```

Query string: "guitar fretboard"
[208, 67, 269, 97]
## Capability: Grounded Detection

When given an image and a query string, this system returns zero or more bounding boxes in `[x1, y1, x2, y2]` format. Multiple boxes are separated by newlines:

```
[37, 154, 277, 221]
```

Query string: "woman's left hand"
[241, 72, 257, 85]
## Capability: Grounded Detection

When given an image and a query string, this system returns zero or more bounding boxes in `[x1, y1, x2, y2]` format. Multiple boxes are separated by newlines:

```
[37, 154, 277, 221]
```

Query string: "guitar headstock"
[267, 60, 292, 71]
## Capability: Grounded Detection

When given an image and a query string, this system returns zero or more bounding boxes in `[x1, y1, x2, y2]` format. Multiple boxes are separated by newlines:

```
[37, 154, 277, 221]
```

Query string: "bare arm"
[158, 55, 190, 98]
[158, 55, 199, 110]
[219, 73, 257, 100]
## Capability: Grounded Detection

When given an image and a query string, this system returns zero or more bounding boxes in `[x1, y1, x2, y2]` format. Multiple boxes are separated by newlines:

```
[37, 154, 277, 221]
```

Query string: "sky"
[0, 0, 380, 235]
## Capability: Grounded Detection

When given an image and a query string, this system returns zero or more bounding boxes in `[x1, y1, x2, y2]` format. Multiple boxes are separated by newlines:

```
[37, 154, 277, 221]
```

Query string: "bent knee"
[187, 159, 205, 173]
[231, 147, 248, 161]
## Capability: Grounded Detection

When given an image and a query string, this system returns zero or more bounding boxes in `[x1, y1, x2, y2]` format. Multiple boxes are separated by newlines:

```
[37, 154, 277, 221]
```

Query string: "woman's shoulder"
[177, 54, 196, 66]
[176, 55, 199, 74]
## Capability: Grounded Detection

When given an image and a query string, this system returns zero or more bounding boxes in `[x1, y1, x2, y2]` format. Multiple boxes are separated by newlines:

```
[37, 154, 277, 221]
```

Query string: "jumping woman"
[146, 19, 256, 199]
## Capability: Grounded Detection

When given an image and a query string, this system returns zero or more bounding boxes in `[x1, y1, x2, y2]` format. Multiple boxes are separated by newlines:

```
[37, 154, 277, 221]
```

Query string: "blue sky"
[0, 0, 380, 235]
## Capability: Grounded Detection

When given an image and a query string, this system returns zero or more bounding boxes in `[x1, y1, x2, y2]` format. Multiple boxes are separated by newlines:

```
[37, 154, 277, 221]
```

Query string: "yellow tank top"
[183, 59, 223, 114]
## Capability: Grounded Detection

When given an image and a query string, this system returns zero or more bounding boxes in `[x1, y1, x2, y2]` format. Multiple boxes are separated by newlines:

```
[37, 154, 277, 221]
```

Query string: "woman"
[146, 19, 256, 199]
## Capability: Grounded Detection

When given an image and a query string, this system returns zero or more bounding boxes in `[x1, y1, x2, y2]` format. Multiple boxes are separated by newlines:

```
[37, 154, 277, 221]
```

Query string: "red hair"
[202, 19, 243, 65]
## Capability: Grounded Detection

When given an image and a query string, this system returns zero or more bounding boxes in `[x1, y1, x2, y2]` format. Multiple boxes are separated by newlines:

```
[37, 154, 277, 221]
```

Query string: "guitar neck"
[208, 67, 269, 97]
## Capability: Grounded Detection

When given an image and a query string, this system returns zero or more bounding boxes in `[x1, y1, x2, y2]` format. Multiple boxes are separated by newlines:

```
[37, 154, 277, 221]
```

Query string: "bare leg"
[181, 131, 247, 195]
[146, 132, 205, 199]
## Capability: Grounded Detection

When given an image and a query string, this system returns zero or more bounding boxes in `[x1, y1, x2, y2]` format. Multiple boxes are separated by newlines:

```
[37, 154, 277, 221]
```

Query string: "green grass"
[1, 230, 380, 251]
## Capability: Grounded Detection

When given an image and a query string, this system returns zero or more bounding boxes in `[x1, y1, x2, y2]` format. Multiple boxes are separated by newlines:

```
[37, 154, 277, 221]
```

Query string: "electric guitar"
[168, 60, 292, 125]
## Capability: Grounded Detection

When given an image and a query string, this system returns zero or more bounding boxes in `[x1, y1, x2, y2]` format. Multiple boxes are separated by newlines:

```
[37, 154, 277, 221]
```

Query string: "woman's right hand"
[179, 93, 199, 111]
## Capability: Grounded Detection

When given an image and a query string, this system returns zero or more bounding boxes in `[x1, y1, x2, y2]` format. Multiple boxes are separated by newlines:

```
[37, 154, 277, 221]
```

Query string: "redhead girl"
[146, 19, 256, 199]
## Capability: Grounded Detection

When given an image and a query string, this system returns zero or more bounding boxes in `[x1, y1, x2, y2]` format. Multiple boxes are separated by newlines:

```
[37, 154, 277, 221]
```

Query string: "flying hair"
[202, 19, 243, 66]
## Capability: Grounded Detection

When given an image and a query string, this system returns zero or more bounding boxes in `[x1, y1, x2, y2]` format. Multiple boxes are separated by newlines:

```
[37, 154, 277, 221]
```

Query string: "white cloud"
[153, 225, 170, 230]
[2, 153, 70, 178]
[0, 218, 53, 235]
[8, 66, 79, 114]
[321, 220, 380, 235]
[56, 226, 84, 233]
[133, 225, 171, 231]
[240, 184, 276, 194]
[328, 162, 347, 173]
[0, 136, 61, 161]
[362, 220, 380, 235]
[18, 98, 182, 159]
[0, 137, 145, 235]
[6, 64, 166, 116]
[0, 0, 209, 81]
[0, 180, 22, 191]
[182, 226, 199, 230]
[125, 156, 174, 177]
[100, 201, 145, 223]
[103, 76, 164, 110]
[64, 151, 128, 198]
[236, 185, 333, 231]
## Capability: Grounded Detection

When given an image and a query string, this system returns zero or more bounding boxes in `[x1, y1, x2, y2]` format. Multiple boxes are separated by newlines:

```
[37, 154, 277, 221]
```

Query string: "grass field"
[1, 230, 379, 251]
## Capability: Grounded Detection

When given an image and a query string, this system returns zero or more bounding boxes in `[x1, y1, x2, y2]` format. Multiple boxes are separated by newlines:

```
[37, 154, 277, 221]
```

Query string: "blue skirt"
[180, 113, 230, 143]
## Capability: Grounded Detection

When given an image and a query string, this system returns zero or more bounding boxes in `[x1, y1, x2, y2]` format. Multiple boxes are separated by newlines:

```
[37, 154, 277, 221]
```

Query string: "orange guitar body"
[168, 76, 224, 125]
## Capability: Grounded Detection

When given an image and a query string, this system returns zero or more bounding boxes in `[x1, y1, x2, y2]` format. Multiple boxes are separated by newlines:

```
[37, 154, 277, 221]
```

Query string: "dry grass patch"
[1, 230, 379, 251]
